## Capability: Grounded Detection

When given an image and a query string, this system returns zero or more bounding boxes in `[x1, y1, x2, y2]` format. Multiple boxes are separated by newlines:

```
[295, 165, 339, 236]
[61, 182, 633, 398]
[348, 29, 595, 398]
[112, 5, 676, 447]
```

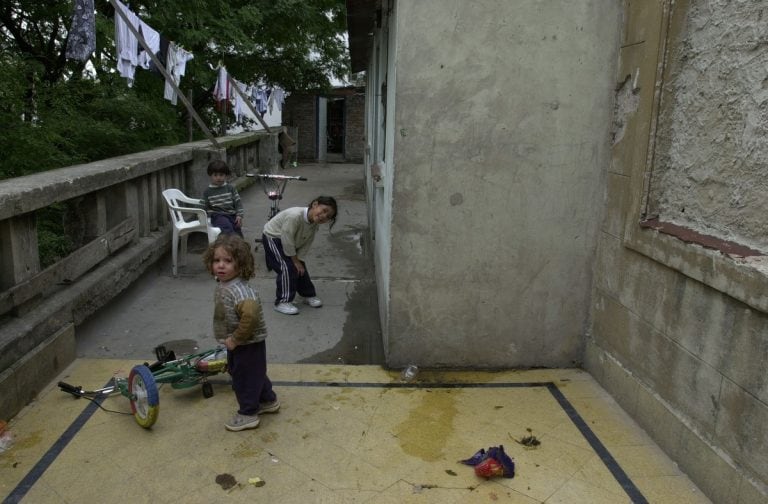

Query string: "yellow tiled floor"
[0, 361, 710, 503]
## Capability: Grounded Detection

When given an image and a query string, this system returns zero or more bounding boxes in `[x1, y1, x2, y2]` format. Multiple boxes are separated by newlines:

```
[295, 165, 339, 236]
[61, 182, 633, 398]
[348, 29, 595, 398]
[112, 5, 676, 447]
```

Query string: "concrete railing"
[0, 131, 278, 421]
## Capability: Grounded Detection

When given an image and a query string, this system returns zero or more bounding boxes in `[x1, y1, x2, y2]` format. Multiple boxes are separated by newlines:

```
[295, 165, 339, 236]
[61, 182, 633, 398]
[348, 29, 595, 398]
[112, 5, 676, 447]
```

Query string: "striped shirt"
[213, 278, 267, 344]
[203, 183, 243, 217]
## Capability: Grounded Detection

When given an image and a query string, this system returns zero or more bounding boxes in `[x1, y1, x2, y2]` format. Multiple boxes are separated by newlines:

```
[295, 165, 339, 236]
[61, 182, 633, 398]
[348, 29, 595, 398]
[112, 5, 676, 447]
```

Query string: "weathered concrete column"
[258, 132, 280, 172]
[188, 147, 226, 199]
[0, 214, 40, 291]
[124, 180, 140, 243]
[81, 192, 108, 241]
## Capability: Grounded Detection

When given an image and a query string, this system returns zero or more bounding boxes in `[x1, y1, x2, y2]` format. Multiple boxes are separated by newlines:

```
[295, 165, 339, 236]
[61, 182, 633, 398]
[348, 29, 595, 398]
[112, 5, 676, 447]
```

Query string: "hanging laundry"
[270, 87, 286, 113]
[163, 43, 194, 105]
[148, 35, 170, 75]
[66, 0, 96, 62]
[267, 87, 275, 114]
[113, 0, 141, 85]
[114, 1, 138, 78]
[230, 79, 249, 124]
[136, 21, 161, 70]
[213, 67, 231, 113]
[253, 87, 269, 115]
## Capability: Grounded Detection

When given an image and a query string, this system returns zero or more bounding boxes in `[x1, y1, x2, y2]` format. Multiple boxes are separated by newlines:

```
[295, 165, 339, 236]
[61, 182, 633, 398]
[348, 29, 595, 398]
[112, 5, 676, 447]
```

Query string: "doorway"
[326, 98, 345, 162]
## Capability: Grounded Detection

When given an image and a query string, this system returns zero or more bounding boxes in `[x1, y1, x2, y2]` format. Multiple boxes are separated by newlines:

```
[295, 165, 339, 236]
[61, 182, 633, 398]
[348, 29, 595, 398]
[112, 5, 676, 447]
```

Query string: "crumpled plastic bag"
[459, 445, 515, 478]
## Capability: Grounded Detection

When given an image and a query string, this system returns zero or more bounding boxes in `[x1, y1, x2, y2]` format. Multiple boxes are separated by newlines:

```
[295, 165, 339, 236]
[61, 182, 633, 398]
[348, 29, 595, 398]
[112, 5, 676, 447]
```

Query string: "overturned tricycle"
[58, 345, 228, 428]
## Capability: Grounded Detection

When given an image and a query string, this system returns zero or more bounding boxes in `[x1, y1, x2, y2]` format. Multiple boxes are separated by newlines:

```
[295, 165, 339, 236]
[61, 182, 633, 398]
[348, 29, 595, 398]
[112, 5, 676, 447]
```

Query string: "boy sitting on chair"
[203, 160, 244, 237]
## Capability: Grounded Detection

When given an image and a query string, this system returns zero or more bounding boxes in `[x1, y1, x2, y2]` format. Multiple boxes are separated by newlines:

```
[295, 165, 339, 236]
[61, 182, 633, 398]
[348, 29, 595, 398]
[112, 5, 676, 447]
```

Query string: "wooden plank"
[0, 218, 137, 315]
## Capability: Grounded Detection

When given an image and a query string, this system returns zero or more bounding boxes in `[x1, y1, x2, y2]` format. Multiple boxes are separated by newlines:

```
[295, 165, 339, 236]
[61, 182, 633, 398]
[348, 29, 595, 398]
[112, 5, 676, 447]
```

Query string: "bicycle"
[58, 345, 228, 429]
[247, 173, 307, 220]
[247, 172, 307, 248]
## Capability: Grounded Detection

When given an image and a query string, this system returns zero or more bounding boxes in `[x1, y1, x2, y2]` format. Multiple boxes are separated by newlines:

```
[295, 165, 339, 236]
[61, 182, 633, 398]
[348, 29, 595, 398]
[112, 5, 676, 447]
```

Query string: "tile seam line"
[546, 382, 649, 504]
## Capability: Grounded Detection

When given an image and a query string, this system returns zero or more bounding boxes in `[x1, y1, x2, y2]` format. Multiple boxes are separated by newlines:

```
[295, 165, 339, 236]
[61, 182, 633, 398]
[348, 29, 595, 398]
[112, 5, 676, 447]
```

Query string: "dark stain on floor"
[215, 473, 237, 490]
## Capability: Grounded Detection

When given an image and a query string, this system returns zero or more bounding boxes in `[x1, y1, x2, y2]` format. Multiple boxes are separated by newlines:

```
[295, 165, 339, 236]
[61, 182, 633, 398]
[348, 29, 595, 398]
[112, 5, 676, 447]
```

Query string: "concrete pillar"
[0, 214, 40, 290]
[188, 148, 226, 199]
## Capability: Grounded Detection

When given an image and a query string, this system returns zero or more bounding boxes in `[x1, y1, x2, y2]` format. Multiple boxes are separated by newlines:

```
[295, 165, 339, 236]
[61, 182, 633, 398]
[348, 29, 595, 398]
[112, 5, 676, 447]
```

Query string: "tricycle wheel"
[129, 365, 159, 428]
[202, 381, 214, 398]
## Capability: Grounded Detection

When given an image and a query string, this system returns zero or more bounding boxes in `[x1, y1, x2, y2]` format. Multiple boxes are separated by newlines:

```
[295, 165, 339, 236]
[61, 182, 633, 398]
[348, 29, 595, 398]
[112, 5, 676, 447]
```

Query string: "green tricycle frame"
[58, 345, 228, 428]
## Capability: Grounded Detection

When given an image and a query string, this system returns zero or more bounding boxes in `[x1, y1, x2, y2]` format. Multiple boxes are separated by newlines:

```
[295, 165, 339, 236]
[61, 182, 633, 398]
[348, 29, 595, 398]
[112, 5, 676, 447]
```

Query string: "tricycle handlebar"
[58, 381, 117, 397]
[58, 381, 83, 397]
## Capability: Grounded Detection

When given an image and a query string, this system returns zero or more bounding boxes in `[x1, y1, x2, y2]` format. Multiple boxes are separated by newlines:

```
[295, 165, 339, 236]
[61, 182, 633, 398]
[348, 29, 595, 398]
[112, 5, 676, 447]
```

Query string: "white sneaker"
[225, 412, 260, 431]
[303, 297, 323, 308]
[274, 302, 299, 315]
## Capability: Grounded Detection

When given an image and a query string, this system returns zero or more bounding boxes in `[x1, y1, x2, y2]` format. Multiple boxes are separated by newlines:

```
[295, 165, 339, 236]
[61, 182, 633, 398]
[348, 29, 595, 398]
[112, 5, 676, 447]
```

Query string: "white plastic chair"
[162, 188, 221, 276]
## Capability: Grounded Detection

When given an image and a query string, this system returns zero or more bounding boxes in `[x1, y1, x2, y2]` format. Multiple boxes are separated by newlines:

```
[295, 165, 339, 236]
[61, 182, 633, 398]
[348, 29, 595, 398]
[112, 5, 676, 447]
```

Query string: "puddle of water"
[395, 390, 458, 461]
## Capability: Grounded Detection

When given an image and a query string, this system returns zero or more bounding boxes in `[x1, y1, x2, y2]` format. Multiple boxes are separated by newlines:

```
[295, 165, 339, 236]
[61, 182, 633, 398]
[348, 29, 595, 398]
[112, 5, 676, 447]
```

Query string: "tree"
[0, 0, 350, 178]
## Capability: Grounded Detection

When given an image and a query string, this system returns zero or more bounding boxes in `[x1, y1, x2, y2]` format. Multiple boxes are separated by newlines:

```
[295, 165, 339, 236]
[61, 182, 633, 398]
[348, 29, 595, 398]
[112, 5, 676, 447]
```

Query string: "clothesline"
[63, 0, 221, 146]
[65, 0, 286, 141]
[112, 0, 195, 107]
[213, 66, 286, 131]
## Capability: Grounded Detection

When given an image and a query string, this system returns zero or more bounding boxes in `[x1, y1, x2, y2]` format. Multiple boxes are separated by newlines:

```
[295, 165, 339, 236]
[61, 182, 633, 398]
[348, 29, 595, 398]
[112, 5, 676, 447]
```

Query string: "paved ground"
[75, 162, 384, 366]
[0, 364, 711, 504]
[1, 162, 712, 503]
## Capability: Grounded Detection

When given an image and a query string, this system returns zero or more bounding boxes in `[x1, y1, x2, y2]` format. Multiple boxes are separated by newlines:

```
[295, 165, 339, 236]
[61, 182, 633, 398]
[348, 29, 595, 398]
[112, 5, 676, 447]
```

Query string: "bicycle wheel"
[128, 365, 160, 428]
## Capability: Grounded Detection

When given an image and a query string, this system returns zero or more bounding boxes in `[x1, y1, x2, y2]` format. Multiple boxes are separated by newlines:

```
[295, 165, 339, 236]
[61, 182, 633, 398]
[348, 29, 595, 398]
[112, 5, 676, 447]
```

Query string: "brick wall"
[345, 93, 365, 163]
[282, 88, 366, 163]
[282, 94, 316, 161]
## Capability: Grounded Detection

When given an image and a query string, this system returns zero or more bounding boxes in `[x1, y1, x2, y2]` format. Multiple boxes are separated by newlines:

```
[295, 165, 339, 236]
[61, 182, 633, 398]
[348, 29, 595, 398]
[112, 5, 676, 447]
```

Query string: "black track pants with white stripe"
[262, 234, 317, 304]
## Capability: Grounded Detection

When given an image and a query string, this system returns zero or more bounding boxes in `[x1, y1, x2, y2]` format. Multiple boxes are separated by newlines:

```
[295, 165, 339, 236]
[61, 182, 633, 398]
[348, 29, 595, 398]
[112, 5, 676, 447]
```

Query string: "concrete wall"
[377, 0, 622, 368]
[587, 1, 768, 501]
[366, 9, 398, 360]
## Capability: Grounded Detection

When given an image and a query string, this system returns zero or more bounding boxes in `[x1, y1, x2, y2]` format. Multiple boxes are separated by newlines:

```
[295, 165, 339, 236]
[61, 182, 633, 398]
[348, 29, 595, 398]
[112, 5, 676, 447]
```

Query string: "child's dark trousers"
[262, 234, 317, 304]
[211, 213, 243, 237]
[227, 340, 276, 415]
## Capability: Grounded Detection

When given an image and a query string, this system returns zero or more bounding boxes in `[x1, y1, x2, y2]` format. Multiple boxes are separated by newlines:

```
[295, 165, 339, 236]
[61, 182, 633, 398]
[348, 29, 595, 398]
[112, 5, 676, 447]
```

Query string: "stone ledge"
[623, 224, 768, 314]
[0, 230, 169, 421]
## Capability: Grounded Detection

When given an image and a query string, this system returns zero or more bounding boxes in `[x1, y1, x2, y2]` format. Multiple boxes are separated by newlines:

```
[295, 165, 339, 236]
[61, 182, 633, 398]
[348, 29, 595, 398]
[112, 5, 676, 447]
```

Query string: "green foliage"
[0, 67, 188, 179]
[0, 0, 350, 179]
[36, 204, 74, 268]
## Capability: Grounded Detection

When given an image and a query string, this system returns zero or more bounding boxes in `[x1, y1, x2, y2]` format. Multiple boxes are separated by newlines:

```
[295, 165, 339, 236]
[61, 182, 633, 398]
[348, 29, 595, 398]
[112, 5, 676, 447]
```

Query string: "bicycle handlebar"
[58, 381, 84, 397]
[247, 173, 307, 181]
[58, 380, 117, 398]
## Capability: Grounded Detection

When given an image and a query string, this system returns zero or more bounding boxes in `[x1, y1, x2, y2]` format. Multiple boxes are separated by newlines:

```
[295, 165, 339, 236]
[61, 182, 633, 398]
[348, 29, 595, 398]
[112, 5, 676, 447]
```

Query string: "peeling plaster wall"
[649, 0, 768, 252]
[588, 0, 768, 501]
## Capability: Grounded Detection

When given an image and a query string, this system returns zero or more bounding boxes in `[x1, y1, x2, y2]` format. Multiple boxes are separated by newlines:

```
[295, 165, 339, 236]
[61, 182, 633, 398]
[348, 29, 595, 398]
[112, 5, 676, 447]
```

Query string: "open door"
[327, 98, 345, 160]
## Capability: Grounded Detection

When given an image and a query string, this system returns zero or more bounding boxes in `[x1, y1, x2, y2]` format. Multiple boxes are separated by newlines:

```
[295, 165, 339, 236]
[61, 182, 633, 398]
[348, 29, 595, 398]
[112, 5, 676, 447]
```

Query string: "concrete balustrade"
[0, 131, 277, 421]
